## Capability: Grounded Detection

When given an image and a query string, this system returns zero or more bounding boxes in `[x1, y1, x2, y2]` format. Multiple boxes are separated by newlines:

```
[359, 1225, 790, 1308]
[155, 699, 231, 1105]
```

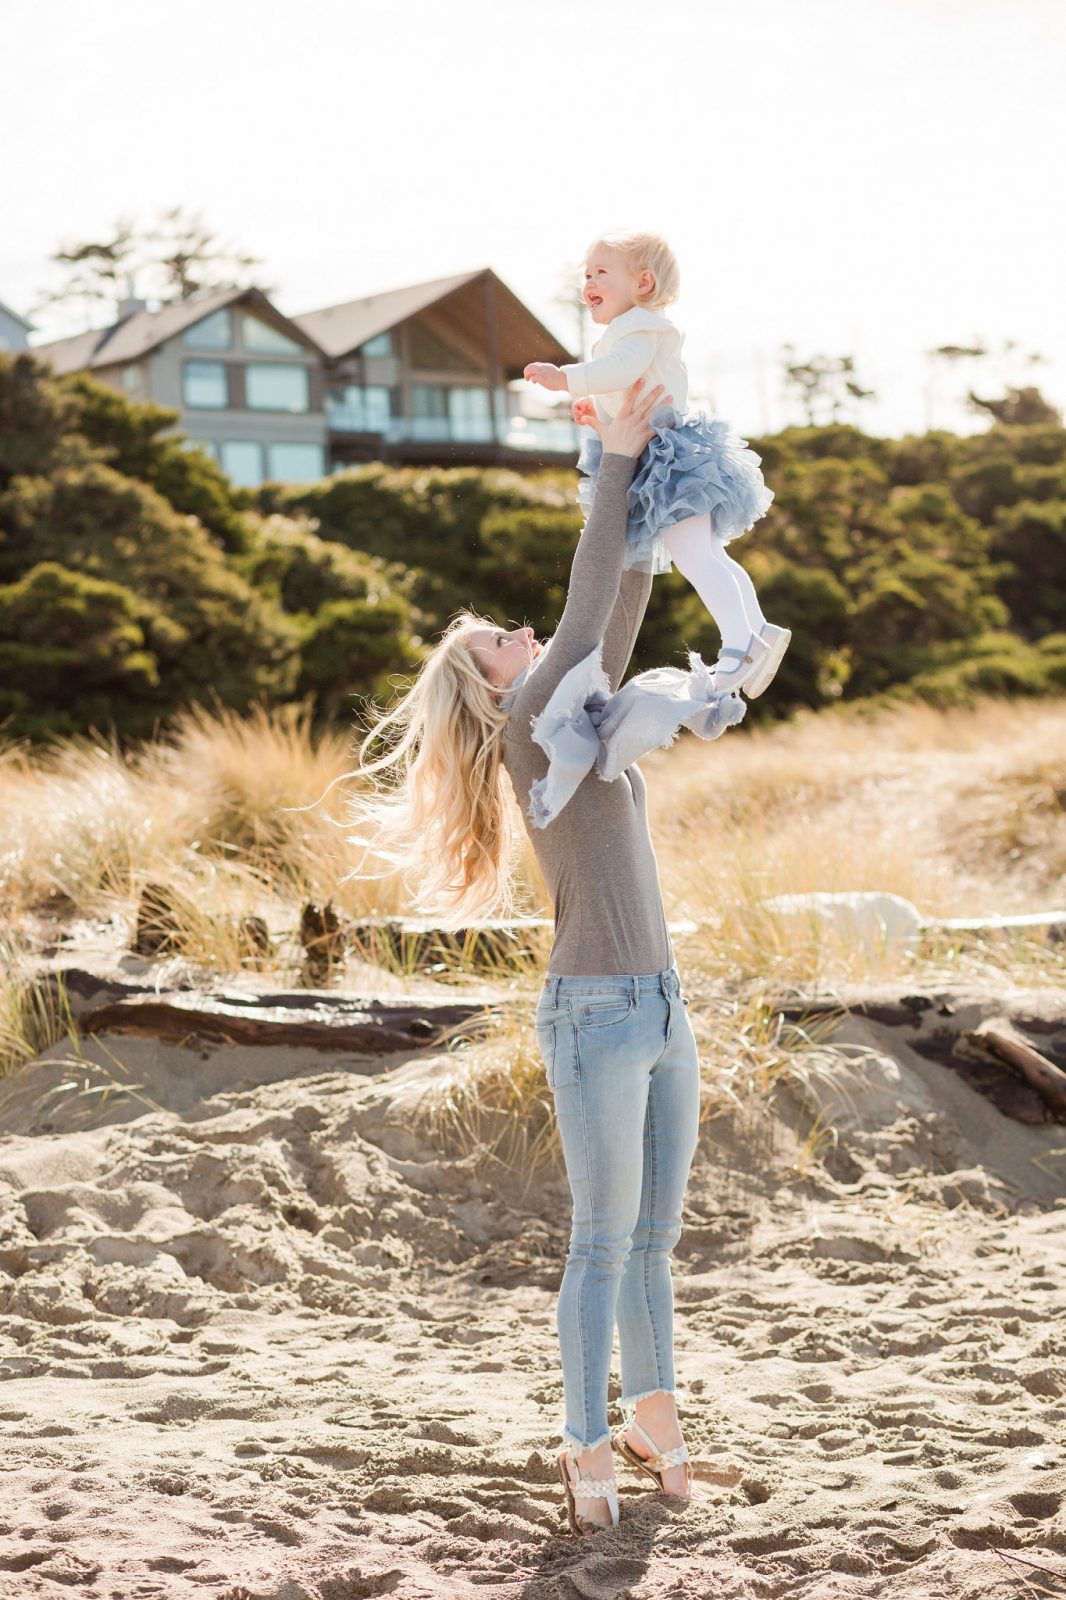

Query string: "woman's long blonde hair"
[337, 610, 522, 927]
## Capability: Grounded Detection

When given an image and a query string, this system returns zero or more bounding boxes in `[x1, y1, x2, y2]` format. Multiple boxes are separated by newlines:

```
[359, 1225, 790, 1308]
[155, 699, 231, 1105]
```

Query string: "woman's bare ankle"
[631, 1389, 682, 1444]
[575, 1437, 614, 1476]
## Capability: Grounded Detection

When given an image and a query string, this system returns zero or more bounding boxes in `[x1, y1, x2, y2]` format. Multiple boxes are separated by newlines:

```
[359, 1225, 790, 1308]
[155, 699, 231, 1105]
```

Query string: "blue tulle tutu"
[576, 407, 775, 575]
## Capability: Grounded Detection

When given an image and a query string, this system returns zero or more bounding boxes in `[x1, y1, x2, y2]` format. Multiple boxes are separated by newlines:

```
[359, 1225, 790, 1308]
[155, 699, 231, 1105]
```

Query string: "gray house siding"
[91, 304, 328, 485]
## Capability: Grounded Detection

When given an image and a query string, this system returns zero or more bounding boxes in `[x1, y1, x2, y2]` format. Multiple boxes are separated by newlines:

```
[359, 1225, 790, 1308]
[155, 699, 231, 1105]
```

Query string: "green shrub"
[0, 561, 169, 738]
[990, 499, 1066, 638]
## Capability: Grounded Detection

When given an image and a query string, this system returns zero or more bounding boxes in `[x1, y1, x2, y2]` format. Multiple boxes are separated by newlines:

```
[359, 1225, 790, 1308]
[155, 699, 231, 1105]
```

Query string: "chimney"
[117, 275, 147, 322]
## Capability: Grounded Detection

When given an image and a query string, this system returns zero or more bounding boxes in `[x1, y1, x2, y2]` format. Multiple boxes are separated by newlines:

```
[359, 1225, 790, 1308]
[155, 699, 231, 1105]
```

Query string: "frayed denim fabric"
[508, 641, 745, 829]
[535, 966, 700, 1453]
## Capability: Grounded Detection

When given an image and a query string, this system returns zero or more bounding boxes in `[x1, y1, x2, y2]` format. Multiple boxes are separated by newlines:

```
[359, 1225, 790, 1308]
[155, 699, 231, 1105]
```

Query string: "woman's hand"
[524, 362, 568, 391]
[589, 378, 670, 459]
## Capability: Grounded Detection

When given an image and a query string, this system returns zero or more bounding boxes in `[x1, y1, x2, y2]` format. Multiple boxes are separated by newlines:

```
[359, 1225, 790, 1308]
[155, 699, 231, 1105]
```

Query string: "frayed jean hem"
[561, 1424, 612, 1454]
[619, 1385, 676, 1417]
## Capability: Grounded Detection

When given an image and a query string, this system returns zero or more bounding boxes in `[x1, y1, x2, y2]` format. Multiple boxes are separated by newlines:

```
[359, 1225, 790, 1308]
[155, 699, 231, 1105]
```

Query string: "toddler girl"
[525, 232, 789, 696]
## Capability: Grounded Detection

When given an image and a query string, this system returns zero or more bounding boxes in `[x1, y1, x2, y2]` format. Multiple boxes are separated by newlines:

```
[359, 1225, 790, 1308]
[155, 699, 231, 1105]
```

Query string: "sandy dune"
[1, 981, 1064, 1599]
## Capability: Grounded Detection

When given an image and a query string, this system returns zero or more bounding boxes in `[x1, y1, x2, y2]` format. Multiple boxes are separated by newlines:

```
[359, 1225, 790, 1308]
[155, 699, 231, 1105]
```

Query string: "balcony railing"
[325, 403, 580, 453]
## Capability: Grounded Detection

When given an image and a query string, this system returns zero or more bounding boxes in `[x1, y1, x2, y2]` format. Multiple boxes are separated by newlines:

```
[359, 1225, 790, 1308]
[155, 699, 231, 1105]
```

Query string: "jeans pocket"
[570, 994, 636, 1031]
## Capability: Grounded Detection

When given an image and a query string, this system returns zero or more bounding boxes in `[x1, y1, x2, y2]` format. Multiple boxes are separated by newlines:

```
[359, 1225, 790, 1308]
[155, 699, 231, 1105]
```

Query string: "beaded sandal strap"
[628, 1419, 691, 1472]
[572, 1472, 618, 1500]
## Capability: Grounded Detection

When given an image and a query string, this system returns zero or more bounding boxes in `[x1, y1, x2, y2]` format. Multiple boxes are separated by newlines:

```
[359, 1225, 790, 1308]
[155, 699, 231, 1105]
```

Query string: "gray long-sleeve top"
[501, 452, 673, 976]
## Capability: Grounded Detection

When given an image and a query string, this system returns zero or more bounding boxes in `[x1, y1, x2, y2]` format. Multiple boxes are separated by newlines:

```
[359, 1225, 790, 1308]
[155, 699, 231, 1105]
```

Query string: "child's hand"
[571, 398, 598, 428]
[524, 362, 568, 391]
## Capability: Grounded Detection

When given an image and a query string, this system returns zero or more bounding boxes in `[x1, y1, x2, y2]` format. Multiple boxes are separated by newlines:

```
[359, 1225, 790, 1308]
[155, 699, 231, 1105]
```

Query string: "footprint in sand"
[1009, 1490, 1062, 1520]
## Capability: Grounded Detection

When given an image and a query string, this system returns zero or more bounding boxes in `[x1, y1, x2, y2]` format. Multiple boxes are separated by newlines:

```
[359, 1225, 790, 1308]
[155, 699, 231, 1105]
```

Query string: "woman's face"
[465, 623, 543, 690]
[583, 242, 643, 324]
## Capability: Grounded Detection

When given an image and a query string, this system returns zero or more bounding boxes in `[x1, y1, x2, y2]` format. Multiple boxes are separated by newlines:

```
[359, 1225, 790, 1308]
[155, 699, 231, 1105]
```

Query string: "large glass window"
[360, 331, 393, 357]
[412, 384, 448, 419]
[246, 362, 310, 412]
[242, 315, 303, 355]
[326, 384, 391, 431]
[409, 322, 478, 372]
[448, 386, 491, 436]
[220, 441, 264, 486]
[185, 438, 219, 462]
[267, 443, 325, 483]
[183, 360, 228, 408]
[182, 309, 232, 351]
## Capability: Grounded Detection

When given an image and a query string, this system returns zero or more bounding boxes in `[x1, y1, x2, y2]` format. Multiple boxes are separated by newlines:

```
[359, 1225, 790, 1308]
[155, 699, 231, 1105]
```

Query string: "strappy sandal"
[611, 1418, 694, 1499]
[556, 1445, 620, 1536]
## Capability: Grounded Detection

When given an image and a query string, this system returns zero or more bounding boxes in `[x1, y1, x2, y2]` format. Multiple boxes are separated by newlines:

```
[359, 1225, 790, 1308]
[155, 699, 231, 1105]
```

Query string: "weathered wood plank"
[957, 1024, 1066, 1119]
[78, 992, 502, 1053]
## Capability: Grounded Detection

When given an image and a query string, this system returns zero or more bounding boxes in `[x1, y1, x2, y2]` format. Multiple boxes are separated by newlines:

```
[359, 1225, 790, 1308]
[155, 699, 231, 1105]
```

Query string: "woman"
[346, 379, 701, 1536]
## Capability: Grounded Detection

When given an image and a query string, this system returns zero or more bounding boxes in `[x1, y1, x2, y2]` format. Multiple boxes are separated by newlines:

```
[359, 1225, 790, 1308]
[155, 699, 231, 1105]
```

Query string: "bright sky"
[4, 0, 1064, 437]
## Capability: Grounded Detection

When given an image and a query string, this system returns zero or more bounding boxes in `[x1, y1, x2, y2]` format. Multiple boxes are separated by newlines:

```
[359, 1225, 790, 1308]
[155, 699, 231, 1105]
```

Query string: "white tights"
[662, 514, 766, 652]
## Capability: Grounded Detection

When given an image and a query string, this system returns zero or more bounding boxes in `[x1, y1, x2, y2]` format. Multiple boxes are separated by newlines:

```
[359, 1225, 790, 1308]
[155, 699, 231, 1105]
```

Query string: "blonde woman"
[347, 379, 700, 1536]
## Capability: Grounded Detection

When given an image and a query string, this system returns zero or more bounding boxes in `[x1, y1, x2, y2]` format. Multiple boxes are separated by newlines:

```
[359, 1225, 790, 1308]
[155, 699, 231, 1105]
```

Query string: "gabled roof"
[33, 286, 321, 375]
[294, 270, 482, 358]
[295, 267, 575, 371]
[0, 299, 32, 331]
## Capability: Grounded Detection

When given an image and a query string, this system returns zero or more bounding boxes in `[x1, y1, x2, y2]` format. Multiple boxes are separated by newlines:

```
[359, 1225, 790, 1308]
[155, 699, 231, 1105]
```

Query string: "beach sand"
[1, 980, 1064, 1599]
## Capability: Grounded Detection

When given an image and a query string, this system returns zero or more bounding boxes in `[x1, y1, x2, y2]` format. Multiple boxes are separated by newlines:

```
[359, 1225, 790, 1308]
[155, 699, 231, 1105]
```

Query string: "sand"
[1, 976, 1065, 1599]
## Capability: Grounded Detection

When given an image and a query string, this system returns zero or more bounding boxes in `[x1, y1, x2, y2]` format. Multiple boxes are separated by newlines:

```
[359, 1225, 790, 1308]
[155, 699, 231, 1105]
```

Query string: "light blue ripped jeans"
[534, 965, 701, 1454]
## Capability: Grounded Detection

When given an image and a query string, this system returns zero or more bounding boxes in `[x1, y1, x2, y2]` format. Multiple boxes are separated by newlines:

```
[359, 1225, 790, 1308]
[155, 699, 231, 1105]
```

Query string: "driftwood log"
[767, 992, 1066, 1126]
[43, 970, 506, 1054]
[347, 916, 697, 972]
[955, 1023, 1066, 1120]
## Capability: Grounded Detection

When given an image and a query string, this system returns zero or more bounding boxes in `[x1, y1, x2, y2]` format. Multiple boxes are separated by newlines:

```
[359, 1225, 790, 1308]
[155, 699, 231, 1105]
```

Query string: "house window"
[326, 384, 391, 431]
[246, 362, 310, 412]
[267, 443, 325, 482]
[219, 440, 264, 486]
[183, 360, 229, 408]
[186, 438, 219, 462]
[360, 331, 393, 358]
[242, 315, 303, 355]
[448, 384, 489, 435]
[412, 384, 448, 419]
[122, 364, 141, 393]
[409, 322, 478, 372]
[182, 309, 232, 351]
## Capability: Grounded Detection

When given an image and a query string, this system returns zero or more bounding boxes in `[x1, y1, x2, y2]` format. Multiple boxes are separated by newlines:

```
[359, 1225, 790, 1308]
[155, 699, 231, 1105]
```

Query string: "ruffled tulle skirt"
[576, 407, 774, 575]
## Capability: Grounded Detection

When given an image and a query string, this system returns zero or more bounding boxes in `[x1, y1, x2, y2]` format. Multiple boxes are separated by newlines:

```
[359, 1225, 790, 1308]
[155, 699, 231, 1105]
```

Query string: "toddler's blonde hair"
[587, 231, 681, 308]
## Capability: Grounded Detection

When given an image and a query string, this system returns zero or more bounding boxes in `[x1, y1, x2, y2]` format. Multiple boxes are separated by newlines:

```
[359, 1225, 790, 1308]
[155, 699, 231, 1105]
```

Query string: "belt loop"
[548, 975, 561, 1005]
[631, 973, 639, 1008]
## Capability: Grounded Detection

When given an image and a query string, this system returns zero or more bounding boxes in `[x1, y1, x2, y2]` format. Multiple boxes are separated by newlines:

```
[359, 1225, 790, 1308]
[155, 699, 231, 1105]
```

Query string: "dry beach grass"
[0, 694, 1064, 1597]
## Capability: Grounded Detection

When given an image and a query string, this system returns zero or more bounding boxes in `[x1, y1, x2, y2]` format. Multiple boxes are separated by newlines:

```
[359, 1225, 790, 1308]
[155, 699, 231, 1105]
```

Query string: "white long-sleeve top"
[562, 306, 688, 422]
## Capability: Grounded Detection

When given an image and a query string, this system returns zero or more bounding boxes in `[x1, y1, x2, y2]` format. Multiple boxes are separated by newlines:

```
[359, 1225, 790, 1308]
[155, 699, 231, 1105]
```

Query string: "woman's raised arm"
[507, 381, 665, 725]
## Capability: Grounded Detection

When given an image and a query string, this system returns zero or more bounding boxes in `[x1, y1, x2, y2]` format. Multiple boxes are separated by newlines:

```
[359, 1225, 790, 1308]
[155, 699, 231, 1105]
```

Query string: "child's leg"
[662, 514, 766, 648]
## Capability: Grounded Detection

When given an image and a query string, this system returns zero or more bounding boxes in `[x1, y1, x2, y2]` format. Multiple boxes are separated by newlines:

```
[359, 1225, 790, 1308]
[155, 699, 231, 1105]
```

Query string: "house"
[295, 267, 580, 470]
[33, 287, 328, 487]
[32, 269, 580, 485]
[0, 300, 32, 353]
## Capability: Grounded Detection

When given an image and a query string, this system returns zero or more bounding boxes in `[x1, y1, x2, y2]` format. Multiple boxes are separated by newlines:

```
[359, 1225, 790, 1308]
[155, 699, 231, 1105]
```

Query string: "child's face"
[583, 243, 643, 325]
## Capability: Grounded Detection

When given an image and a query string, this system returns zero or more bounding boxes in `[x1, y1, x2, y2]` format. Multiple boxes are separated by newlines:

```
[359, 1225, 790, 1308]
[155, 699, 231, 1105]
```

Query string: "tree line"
[0, 350, 1063, 744]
